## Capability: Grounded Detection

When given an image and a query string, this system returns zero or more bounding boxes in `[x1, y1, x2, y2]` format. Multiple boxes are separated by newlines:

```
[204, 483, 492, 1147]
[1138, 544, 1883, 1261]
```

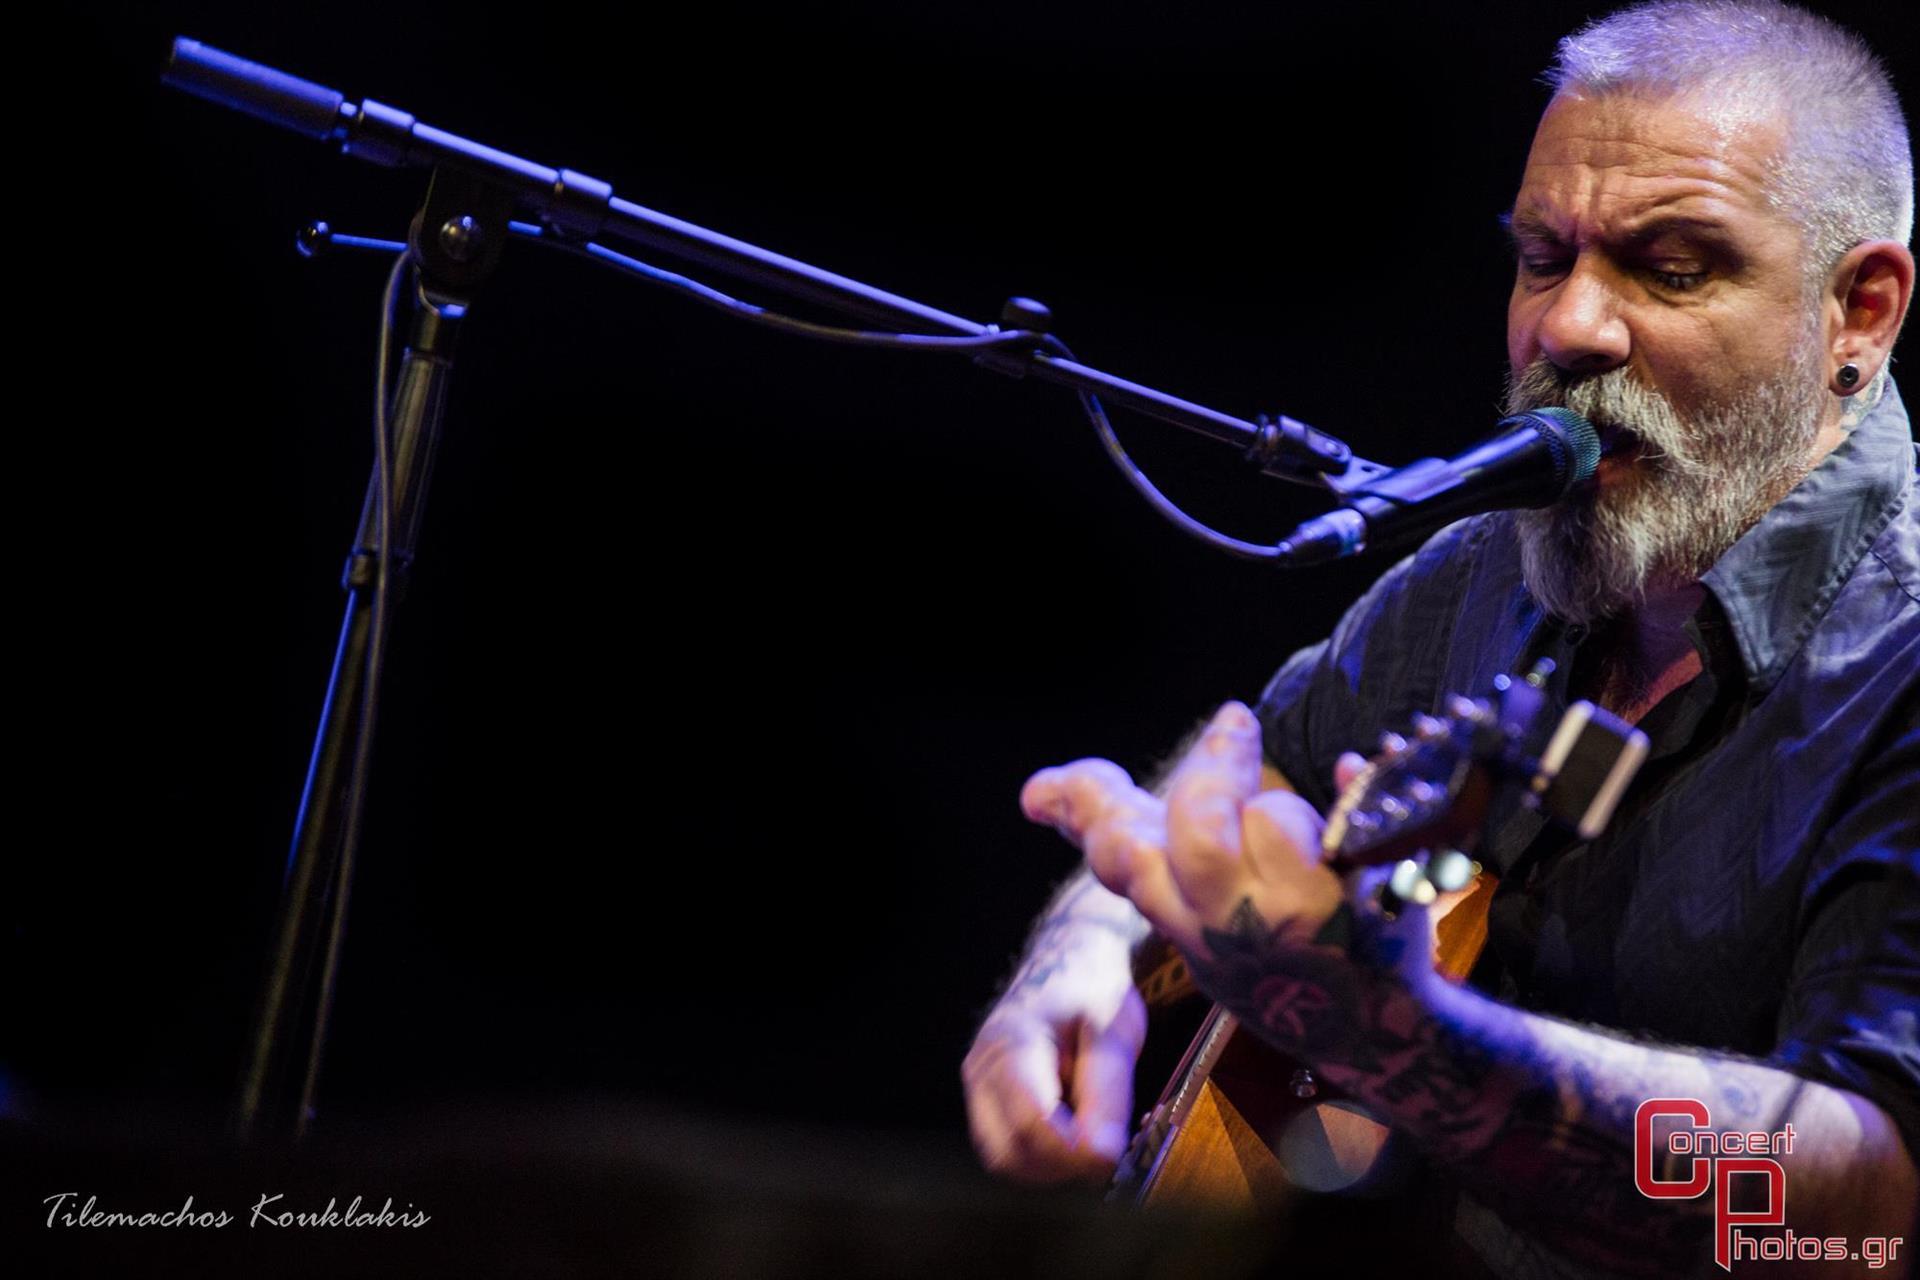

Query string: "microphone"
[1274, 407, 1600, 564]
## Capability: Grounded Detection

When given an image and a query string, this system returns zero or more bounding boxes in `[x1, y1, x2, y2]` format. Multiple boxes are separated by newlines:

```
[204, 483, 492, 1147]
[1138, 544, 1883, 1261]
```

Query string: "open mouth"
[1593, 422, 1644, 459]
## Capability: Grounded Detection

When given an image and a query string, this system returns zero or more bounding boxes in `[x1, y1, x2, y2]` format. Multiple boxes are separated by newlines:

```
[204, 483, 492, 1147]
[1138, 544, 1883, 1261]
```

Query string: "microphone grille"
[1514, 407, 1600, 487]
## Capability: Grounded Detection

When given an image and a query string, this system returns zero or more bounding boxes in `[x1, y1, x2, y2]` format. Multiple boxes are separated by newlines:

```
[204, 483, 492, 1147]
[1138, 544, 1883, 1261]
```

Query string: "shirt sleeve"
[1772, 696, 1920, 1168]
[1254, 517, 1494, 813]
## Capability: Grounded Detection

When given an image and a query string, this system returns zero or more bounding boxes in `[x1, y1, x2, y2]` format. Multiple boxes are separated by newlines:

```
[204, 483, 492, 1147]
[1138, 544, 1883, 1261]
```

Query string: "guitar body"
[1126, 873, 1496, 1211]
[1108, 679, 1643, 1213]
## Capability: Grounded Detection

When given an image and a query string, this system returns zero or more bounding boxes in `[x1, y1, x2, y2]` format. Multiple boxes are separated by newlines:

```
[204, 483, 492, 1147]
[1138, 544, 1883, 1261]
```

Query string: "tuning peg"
[1377, 730, 1408, 755]
[1389, 859, 1426, 902]
[1430, 849, 1474, 892]
[1412, 714, 1446, 739]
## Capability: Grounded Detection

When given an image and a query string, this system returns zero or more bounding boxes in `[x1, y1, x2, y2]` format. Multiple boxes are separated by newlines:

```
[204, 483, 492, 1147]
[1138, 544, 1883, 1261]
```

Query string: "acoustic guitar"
[1110, 666, 1649, 1211]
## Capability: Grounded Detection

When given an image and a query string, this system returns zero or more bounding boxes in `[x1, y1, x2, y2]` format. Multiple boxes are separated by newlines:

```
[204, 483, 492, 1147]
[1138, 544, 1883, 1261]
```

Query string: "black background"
[10, 0, 1916, 1184]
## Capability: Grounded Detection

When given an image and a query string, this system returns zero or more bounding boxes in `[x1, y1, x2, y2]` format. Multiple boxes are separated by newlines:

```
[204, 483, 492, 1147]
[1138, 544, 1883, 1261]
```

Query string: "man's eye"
[1519, 257, 1570, 279]
[1650, 268, 1709, 291]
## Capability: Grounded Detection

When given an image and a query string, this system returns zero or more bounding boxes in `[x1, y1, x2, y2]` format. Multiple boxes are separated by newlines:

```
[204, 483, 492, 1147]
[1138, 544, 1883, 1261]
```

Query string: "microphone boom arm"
[162, 37, 1380, 491]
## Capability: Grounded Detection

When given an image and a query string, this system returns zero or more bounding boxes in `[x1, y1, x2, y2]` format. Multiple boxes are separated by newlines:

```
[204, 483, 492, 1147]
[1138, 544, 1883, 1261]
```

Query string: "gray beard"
[1502, 350, 1826, 625]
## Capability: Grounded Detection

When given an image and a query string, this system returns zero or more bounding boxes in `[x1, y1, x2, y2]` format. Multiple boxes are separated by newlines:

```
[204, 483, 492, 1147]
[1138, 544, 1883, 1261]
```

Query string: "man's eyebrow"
[1495, 210, 1747, 274]
[1499, 210, 1563, 245]
[1497, 209, 1738, 249]
[1617, 214, 1738, 248]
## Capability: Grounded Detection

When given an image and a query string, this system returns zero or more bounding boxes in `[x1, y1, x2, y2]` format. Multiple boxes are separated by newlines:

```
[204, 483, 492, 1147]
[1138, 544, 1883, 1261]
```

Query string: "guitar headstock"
[1318, 664, 1650, 908]
[1320, 695, 1497, 902]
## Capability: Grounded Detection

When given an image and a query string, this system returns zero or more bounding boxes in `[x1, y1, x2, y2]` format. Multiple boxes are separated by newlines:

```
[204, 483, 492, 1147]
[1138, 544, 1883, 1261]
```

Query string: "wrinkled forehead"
[1513, 90, 1795, 232]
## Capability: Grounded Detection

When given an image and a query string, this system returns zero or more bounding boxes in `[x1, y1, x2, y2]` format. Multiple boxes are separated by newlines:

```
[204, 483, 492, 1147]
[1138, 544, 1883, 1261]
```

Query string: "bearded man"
[962, 2, 1919, 1275]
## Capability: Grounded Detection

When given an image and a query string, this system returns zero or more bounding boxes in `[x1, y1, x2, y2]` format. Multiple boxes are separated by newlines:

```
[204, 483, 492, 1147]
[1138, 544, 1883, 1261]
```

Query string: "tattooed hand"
[1022, 702, 1347, 961]
[1021, 701, 1439, 1065]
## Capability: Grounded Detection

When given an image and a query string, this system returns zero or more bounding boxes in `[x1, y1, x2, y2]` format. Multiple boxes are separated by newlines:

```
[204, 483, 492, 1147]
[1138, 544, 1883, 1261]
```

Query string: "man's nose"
[1534, 262, 1630, 374]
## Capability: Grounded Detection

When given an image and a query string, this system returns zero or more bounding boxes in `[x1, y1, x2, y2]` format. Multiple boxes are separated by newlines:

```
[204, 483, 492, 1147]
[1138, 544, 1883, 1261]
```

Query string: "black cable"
[313, 218, 1316, 562]
[504, 222, 1288, 561]
[1046, 339, 1283, 562]
[507, 222, 1033, 353]
[294, 248, 407, 1136]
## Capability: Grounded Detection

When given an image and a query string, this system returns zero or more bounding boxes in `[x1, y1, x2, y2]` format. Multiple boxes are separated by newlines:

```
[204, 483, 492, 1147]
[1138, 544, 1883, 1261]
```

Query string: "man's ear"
[1825, 239, 1915, 392]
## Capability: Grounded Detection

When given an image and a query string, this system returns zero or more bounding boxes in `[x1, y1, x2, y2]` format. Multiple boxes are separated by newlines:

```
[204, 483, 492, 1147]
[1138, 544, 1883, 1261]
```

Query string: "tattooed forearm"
[1029, 870, 1153, 949]
[1185, 896, 1918, 1274]
[1001, 870, 1151, 995]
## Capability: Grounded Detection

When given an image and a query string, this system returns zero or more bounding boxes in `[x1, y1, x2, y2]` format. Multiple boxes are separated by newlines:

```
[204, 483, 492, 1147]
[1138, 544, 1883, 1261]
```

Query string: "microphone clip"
[1245, 412, 1359, 482]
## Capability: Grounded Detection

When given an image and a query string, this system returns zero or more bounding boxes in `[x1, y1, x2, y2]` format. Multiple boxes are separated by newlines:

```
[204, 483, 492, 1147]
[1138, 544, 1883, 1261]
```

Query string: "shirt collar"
[1700, 378, 1917, 695]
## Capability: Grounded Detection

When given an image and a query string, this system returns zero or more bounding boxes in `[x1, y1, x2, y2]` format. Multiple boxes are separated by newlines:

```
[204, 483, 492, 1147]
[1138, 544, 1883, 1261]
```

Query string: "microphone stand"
[162, 38, 1389, 1141]
[235, 169, 513, 1141]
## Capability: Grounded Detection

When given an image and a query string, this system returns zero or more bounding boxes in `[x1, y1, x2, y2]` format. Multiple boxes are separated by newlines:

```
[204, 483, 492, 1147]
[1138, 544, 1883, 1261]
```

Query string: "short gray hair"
[1548, 0, 1913, 294]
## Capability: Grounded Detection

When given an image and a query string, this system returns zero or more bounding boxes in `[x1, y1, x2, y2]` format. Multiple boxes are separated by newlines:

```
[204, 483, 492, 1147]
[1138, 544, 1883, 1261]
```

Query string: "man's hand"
[967, 700, 1381, 1186]
[961, 878, 1147, 1184]
[1021, 702, 1346, 961]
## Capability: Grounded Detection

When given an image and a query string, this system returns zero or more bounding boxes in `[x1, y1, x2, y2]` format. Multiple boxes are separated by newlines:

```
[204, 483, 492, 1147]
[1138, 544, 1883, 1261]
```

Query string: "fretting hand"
[1020, 701, 1346, 962]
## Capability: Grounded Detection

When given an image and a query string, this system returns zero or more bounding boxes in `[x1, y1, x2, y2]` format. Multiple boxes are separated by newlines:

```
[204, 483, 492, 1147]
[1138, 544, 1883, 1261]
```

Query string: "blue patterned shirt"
[1254, 381, 1920, 1180]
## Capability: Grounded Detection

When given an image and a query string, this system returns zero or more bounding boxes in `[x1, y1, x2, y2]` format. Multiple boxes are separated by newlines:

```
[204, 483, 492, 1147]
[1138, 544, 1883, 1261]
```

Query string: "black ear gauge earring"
[1837, 363, 1862, 390]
